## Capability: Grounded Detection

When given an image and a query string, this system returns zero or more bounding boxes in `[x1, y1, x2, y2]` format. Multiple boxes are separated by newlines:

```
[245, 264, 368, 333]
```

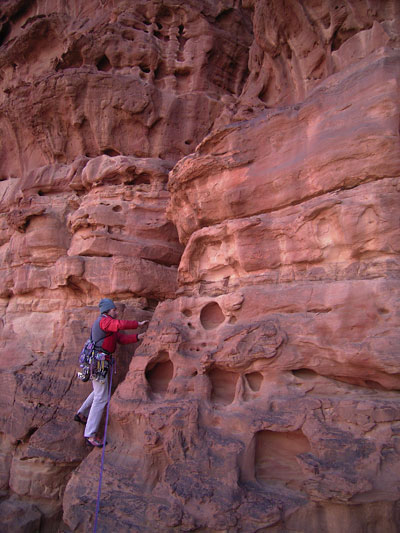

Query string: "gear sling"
[77, 316, 112, 382]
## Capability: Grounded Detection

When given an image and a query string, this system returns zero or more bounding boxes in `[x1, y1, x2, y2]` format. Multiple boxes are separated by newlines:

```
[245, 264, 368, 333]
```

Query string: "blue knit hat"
[99, 298, 116, 314]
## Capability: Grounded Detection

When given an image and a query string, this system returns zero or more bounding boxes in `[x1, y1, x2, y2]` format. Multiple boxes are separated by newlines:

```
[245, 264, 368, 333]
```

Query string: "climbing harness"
[93, 358, 114, 533]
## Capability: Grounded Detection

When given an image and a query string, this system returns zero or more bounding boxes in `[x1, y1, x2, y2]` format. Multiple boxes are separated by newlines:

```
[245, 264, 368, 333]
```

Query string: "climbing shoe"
[74, 413, 87, 425]
[85, 437, 103, 447]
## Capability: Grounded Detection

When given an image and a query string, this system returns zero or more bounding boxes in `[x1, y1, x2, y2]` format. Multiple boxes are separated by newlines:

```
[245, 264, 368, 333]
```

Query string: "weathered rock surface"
[0, 0, 399, 532]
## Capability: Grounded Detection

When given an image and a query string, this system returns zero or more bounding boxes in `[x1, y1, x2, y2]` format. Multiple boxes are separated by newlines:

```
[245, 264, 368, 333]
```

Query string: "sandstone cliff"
[0, 1, 399, 532]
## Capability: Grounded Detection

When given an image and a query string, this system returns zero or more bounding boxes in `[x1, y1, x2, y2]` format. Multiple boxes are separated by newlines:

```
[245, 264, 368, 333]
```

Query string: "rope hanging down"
[93, 358, 114, 533]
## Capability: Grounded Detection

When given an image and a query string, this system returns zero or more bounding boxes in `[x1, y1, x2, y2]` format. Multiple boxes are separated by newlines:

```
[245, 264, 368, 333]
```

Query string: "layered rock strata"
[0, 0, 399, 532]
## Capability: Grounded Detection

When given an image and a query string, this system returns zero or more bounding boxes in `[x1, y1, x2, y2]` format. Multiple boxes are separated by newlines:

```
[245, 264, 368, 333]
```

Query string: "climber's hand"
[138, 320, 149, 327]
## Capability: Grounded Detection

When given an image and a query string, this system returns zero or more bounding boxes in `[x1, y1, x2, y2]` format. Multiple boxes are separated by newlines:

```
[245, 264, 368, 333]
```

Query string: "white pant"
[78, 376, 109, 438]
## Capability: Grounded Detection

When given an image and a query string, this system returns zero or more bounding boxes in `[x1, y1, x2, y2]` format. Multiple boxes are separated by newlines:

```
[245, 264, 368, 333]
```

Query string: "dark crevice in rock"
[0, 21, 11, 46]
[23, 426, 38, 443]
[96, 55, 112, 72]
[125, 173, 151, 186]
[102, 148, 120, 157]
[144, 298, 159, 311]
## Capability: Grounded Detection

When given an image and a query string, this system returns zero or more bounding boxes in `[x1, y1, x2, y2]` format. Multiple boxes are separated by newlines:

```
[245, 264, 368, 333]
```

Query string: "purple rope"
[93, 358, 113, 533]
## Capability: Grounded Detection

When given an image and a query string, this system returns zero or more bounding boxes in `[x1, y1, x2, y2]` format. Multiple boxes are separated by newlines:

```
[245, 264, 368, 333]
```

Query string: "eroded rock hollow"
[0, 0, 399, 531]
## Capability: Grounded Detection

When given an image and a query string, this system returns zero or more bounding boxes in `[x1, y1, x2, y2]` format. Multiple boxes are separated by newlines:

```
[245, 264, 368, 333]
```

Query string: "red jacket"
[98, 315, 139, 354]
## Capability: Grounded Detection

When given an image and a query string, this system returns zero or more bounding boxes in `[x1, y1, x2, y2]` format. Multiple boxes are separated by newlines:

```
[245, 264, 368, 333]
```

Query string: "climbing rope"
[93, 358, 114, 533]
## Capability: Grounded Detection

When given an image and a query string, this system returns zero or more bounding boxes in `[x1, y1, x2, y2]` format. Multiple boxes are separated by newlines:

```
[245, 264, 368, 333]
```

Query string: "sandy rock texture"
[0, 0, 399, 531]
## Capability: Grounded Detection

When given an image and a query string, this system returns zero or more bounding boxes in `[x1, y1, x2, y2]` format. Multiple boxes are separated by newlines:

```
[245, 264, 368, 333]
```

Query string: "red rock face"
[0, 0, 399, 531]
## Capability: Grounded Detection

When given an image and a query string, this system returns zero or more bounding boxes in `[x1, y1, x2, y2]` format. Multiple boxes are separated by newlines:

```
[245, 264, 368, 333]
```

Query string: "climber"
[74, 298, 148, 447]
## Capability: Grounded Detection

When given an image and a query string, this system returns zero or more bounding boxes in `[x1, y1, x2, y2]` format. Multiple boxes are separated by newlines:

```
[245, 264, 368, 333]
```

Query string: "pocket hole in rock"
[96, 55, 112, 71]
[209, 367, 238, 406]
[200, 302, 225, 330]
[126, 173, 151, 186]
[246, 372, 263, 392]
[146, 353, 173, 394]
[255, 430, 311, 490]
[292, 368, 319, 380]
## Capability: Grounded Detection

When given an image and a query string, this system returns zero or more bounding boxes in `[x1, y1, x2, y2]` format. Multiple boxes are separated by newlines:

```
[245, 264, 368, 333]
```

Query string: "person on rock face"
[75, 298, 148, 447]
